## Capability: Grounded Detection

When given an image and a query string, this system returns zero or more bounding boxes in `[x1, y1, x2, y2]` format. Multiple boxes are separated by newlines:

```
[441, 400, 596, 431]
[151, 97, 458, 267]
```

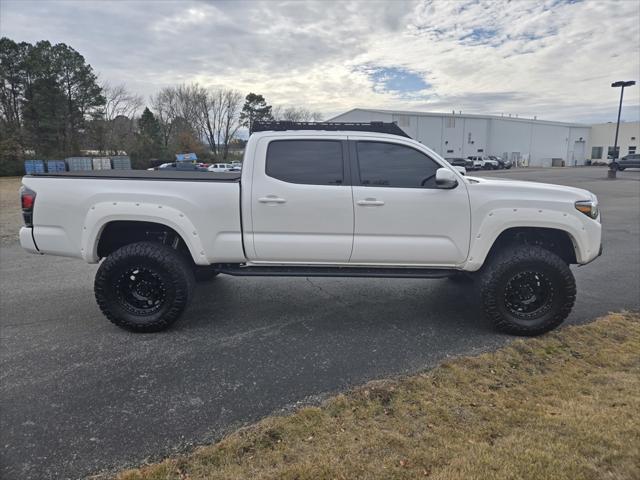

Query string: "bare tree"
[101, 83, 143, 154]
[150, 84, 243, 160]
[270, 105, 283, 122]
[174, 84, 206, 135]
[198, 89, 225, 158]
[220, 89, 243, 160]
[273, 106, 323, 122]
[151, 84, 207, 154]
[103, 83, 143, 122]
[150, 87, 178, 149]
[198, 88, 243, 161]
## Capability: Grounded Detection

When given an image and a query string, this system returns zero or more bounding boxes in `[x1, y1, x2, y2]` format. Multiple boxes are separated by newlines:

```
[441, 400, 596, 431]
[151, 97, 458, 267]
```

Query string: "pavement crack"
[305, 277, 353, 311]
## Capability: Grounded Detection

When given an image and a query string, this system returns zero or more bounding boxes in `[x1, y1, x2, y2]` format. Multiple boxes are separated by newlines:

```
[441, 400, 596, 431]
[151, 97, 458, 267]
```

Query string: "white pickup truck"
[19, 122, 602, 335]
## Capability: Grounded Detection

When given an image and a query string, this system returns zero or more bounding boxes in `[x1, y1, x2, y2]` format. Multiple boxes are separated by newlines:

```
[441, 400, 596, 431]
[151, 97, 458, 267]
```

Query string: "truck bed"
[27, 170, 241, 182]
[22, 171, 246, 265]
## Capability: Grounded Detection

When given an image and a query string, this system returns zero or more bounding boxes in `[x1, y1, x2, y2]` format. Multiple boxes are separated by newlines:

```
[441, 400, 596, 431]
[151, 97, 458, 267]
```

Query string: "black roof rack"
[251, 120, 410, 138]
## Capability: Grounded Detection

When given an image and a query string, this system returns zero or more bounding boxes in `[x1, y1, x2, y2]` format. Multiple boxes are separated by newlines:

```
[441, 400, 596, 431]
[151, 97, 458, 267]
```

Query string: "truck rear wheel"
[94, 241, 195, 332]
[479, 245, 576, 335]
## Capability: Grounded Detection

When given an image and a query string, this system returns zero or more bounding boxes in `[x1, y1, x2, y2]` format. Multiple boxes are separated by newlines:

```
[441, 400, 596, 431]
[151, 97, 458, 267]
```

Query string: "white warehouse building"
[329, 108, 591, 167]
[588, 122, 640, 161]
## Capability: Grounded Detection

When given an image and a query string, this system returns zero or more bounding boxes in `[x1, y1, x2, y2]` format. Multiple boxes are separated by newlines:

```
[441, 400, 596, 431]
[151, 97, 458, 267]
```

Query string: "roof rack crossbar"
[250, 120, 410, 138]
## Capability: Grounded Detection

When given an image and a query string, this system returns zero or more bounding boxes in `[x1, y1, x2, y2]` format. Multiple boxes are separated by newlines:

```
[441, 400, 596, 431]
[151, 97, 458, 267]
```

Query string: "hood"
[465, 175, 595, 201]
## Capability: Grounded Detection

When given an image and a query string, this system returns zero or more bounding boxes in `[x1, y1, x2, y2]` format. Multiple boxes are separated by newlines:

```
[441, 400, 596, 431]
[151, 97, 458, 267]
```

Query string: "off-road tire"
[194, 266, 219, 282]
[480, 245, 576, 336]
[95, 241, 195, 332]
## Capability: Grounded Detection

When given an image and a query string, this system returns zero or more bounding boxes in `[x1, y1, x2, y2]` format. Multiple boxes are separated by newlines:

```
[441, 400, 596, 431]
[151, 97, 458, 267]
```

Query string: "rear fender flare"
[81, 201, 208, 265]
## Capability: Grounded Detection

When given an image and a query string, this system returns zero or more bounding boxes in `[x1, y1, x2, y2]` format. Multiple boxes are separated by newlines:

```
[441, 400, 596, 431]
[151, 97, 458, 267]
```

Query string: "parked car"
[468, 156, 499, 170]
[489, 155, 512, 169]
[445, 157, 474, 169]
[159, 162, 208, 172]
[611, 153, 640, 171]
[208, 163, 234, 172]
[19, 122, 602, 336]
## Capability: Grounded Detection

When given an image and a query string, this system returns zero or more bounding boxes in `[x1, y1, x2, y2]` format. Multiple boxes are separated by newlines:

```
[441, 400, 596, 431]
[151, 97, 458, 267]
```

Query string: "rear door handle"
[357, 198, 385, 206]
[258, 195, 286, 204]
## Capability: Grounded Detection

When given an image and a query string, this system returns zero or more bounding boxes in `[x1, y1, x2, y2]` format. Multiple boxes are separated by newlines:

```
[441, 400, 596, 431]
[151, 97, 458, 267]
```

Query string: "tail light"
[20, 186, 36, 227]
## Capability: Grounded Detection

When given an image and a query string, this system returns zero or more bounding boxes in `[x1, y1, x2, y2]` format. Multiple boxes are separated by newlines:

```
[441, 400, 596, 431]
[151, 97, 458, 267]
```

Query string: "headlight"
[575, 199, 599, 219]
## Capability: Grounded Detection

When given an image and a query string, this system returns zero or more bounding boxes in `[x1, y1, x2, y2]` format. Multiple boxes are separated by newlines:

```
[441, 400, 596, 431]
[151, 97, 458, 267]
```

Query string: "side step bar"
[215, 264, 456, 279]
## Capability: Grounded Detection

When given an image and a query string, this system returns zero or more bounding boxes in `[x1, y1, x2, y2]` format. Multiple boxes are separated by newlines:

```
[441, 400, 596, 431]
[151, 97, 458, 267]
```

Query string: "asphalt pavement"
[1, 167, 639, 479]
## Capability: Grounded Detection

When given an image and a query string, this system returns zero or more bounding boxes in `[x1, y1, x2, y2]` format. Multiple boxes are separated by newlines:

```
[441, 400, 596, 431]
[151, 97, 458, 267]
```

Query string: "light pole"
[608, 80, 636, 179]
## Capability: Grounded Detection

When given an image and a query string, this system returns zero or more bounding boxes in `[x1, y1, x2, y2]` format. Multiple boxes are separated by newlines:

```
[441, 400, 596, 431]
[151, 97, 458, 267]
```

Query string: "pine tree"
[239, 93, 273, 132]
[133, 107, 162, 164]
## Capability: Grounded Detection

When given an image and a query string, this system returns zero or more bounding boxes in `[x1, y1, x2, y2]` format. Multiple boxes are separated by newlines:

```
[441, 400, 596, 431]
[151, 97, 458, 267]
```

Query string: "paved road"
[1, 168, 639, 479]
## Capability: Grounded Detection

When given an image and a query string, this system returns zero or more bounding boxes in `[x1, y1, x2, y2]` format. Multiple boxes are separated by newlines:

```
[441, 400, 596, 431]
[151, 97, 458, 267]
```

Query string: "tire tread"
[94, 241, 195, 332]
[480, 245, 576, 335]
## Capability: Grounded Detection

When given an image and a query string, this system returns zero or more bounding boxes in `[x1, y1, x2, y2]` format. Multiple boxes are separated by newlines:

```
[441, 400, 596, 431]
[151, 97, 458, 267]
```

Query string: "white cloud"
[151, 5, 227, 34]
[1, 0, 638, 123]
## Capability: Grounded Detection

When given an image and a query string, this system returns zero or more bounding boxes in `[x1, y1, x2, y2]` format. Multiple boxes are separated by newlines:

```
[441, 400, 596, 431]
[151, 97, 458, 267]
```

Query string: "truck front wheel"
[94, 241, 195, 332]
[479, 245, 576, 335]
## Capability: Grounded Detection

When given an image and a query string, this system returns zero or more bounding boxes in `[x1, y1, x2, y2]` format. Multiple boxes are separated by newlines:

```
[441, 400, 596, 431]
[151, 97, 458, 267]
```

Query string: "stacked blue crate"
[46, 160, 67, 172]
[24, 160, 46, 174]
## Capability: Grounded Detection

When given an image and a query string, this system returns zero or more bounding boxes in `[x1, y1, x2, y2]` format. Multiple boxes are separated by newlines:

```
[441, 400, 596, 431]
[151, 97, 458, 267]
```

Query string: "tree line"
[0, 37, 322, 175]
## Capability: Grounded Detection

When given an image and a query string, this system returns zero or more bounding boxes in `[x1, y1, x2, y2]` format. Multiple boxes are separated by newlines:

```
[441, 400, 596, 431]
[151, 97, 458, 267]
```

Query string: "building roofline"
[328, 108, 590, 128]
[589, 121, 640, 127]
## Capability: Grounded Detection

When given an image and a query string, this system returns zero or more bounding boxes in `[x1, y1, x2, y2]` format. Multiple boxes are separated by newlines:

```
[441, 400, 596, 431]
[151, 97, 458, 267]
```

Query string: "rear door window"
[266, 140, 344, 185]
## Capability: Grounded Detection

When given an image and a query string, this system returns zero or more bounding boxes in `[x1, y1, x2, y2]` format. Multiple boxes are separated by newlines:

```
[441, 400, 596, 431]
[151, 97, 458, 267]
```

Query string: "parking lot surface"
[1, 167, 639, 479]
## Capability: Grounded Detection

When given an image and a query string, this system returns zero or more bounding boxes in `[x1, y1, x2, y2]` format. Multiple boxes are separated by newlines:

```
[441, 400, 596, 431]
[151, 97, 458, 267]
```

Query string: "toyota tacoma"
[19, 122, 602, 335]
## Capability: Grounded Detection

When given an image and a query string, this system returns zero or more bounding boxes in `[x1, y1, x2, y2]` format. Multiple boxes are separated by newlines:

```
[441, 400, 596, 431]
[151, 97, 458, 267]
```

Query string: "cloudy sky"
[1, 0, 639, 123]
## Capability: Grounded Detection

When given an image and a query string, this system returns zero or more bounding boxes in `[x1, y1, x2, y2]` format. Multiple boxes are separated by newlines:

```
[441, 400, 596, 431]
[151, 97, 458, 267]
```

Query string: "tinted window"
[357, 142, 440, 188]
[591, 146, 603, 159]
[266, 140, 343, 185]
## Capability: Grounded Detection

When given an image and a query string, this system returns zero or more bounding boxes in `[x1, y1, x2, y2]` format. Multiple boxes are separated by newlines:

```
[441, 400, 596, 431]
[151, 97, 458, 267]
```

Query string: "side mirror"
[436, 168, 459, 189]
[453, 166, 466, 176]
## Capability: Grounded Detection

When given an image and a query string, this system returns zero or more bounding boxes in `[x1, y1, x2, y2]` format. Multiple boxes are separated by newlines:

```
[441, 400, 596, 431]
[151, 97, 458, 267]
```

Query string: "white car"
[19, 122, 601, 336]
[468, 156, 499, 170]
[208, 163, 233, 172]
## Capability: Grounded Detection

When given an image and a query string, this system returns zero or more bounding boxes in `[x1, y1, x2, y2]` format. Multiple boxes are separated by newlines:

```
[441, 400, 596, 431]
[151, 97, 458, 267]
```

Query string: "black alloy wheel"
[95, 241, 195, 332]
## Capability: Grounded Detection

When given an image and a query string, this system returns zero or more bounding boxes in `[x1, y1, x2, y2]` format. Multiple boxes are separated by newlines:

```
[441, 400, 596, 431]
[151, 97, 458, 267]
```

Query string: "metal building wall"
[329, 109, 590, 166]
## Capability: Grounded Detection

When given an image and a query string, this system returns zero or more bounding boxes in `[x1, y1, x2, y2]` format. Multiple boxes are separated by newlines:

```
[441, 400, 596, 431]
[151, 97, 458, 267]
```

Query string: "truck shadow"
[182, 275, 493, 337]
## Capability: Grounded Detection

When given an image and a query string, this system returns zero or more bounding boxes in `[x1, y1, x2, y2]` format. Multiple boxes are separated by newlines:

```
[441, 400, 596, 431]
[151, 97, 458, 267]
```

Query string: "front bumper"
[581, 242, 603, 266]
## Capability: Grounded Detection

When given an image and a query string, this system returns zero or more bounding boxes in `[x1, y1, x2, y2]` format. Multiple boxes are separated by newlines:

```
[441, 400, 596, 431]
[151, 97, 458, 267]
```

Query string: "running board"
[215, 265, 455, 279]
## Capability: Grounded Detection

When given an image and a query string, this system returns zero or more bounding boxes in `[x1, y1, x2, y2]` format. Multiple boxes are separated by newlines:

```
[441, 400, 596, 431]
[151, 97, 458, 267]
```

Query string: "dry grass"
[0, 176, 22, 246]
[114, 312, 640, 480]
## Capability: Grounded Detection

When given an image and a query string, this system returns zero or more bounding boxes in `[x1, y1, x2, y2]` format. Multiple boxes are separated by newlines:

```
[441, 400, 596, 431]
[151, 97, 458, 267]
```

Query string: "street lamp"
[608, 80, 636, 179]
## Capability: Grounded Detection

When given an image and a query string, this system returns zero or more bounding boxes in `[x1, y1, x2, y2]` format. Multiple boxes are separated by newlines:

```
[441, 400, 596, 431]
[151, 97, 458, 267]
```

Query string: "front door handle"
[357, 198, 385, 206]
[258, 195, 286, 204]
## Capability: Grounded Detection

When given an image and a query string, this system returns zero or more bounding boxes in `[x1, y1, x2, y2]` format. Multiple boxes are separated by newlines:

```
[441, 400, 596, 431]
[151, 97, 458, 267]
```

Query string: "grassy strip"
[0, 176, 22, 245]
[116, 312, 640, 480]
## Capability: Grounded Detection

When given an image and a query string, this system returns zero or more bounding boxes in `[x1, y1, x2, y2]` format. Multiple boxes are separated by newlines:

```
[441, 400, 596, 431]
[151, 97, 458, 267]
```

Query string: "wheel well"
[97, 221, 193, 262]
[487, 227, 577, 264]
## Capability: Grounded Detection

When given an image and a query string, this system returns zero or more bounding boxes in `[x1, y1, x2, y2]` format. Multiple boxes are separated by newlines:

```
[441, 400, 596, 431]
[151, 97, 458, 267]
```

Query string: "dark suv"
[611, 153, 640, 171]
[489, 155, 512, 169]
[445, 157, 474, 169]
